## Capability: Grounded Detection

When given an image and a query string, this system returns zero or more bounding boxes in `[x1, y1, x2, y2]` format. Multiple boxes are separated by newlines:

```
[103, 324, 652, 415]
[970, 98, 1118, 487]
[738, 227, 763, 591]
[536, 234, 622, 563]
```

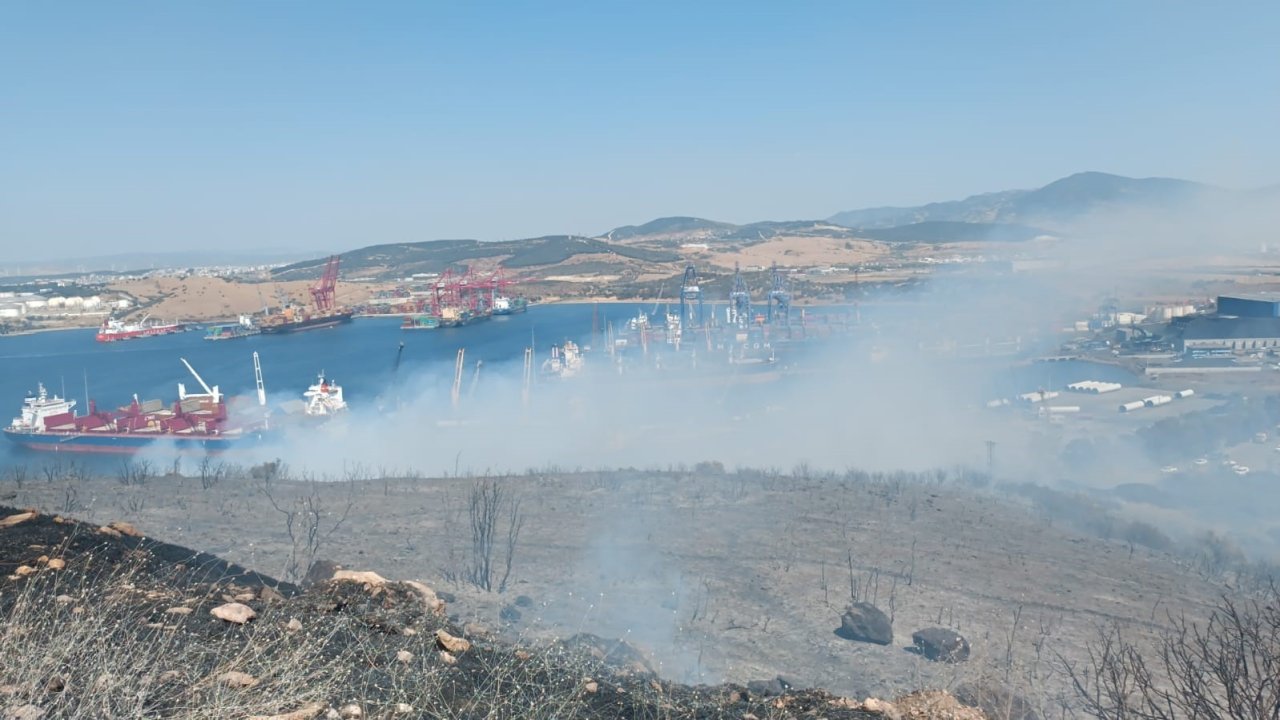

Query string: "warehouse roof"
[1181, 316, 1280, 340]
[1219, 294, 1280, 304]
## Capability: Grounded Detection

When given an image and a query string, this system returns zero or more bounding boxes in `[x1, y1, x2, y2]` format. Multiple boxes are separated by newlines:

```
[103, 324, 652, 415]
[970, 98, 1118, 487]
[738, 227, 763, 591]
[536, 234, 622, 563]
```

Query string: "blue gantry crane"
[768, 262, 791, 325]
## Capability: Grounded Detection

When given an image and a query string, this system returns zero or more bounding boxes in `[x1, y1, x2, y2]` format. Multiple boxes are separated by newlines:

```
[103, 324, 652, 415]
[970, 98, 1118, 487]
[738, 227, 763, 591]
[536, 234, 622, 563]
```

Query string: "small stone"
[14, 565, 36, 577]
[395, 650, 413, 664]
[400, 627, 417, 636]
[45, 559, 64, 571]
[338, 704, 363, 719]
[514, 650, 531, 661]
[165, 606, 192, 615]
[402, 580, 445, 615]
[436, 629, 471, 654]
[286, 618, 303, 632]
[108, 521, 143, 537]
[323, 709, 341, 720]
[392, 704, 414, 715]
[234, 592, 256, 602]
[219, 671, 258, 689]
[438, 651, 457, 666]
[259, 585, 286, 603]
[54, 595, 72, 605]
[331, 570, 387, 588]
[0, 511, 37, 528]
[7, 704, 45, 720]
[211, 602, 256, 624]
[158, 670, 182, 684]
[97, 526, 123, 539]
[36, 556, 48, 565]
[583, 679, 599, 694]
[42, 676, 65, 693]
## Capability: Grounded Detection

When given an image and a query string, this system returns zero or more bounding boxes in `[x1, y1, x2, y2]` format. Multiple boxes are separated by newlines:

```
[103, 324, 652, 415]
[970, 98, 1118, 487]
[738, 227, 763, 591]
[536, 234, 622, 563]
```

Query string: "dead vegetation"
[0, 506, 984, 719]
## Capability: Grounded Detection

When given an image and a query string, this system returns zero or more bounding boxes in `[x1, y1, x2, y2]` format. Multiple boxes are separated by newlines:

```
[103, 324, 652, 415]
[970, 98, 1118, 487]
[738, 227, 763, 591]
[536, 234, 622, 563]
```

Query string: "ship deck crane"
[178, 358, 221, 404]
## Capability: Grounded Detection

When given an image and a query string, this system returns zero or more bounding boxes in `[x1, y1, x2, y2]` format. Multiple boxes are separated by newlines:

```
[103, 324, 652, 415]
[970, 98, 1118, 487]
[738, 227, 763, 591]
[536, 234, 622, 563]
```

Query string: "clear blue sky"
[2, 1, 1277, 260]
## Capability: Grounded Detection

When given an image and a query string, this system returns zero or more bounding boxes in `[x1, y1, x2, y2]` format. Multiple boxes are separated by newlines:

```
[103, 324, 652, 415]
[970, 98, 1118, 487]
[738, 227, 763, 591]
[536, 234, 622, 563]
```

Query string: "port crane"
[309, 255, 342, 313]
[768, 262, 791, 325]
[729, 262, 751, 327]
[679, 264, 704, 328]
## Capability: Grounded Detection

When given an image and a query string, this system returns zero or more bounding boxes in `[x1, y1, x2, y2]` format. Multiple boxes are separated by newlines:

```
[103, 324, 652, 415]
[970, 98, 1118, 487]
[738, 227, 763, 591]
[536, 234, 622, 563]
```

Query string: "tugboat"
[302, 373, 348, 417]
[205, 315, 261, 341]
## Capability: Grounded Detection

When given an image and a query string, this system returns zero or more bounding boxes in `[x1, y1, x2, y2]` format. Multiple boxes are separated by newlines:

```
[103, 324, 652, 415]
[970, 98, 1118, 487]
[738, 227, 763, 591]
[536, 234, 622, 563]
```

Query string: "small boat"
[303, 373, 348, 417]
[541, 341, 584, 379]
[96, 314, 185, 342]
[401, 314, 441, 330]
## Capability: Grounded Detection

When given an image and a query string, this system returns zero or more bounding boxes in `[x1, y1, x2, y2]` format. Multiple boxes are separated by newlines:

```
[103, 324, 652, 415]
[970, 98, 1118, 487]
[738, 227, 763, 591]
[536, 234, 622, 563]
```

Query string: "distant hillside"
[855, 221, 1051, 244]
[605, 217, 733, 240]
[829, 172, 1218, 229]
[271, 236, 681, 280]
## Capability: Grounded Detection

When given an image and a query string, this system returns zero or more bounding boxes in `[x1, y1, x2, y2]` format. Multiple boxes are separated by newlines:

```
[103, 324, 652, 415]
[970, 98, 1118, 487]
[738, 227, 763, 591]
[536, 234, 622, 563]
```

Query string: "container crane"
[309, 255, 342, 312]
[768, 262, 791, 325]
[679, 264, 704, 328]
[729, 262, 751, 328]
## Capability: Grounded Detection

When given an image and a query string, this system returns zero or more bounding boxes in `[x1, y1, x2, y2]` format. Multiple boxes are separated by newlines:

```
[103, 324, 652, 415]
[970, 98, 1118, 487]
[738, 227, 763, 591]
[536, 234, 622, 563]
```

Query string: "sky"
[1, 1, 1278, 260]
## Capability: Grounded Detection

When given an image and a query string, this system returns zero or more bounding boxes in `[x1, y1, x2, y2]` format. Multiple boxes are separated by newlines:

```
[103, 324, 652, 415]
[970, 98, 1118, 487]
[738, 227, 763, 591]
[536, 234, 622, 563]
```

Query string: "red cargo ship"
[96, 315, 185, 343]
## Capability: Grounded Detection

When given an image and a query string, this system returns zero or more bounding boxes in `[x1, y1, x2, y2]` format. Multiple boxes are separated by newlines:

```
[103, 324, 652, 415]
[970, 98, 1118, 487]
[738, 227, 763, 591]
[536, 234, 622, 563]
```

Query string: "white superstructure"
[303, 373, 348, 416]
[10, 383, 77, 433]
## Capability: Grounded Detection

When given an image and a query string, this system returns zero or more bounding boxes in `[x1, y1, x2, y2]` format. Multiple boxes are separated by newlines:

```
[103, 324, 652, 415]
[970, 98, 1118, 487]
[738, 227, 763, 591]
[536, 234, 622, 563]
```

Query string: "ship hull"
[3, 428, 268, 455]
[259, 311, 355, 335]
[96, 325, 185, 343]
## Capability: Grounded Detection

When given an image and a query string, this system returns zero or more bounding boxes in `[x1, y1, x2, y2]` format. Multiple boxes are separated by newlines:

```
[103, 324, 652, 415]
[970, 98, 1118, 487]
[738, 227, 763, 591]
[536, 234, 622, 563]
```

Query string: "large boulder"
[836, 602, 893, 645]
[911, 627, 970, 663]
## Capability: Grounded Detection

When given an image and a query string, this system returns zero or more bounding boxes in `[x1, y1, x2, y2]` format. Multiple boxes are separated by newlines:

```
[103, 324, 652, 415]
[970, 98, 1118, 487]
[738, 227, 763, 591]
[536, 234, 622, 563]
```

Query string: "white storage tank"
[0, 307, 21, 319]
[1175, 389, 1195, 399]
[65, 296, 84, 307]
[24, 299, 46, 309]
[1120, 401, 1145, 412]
[82, 296, 102, 309]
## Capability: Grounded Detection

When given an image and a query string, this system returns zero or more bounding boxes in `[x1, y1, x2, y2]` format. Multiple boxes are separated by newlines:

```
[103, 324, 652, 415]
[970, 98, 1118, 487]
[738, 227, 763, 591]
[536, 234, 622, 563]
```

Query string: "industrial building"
[1216, 294, 1280, 318]
[1178, 316, 1280, 352]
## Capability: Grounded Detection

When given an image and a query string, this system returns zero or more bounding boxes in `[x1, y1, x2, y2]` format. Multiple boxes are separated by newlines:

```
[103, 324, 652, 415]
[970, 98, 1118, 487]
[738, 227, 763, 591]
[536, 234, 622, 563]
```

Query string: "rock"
[583, 679, 599, 694]
[286, 618, 303, 632]
[259, 585, 286, 603]
[211, 602, 257, 624]
[392, 703, 414, 714]
[514, 594, 534, 608]
[97, 526, 123, 538]
[514, 650, 531, 661]
[219, 671, 259, 689]
[837, 602, 893, 645]
[893, 691, 986, 720]
[338, 703, 363, 719]
[400, 627, 417, 636]
[54, 595, 73, 605]
[14, 566, 36, 577]
[247, 702, 325, 720]
[6, 704, 45, 720]
[402, 580, 445, 616]
[438, 651, 457, 666]
[747, 678, 785, 698]
[158, 670, 182, 684]
[323, 710, 341, 720]
[395, 650, 413, 664]
[303, 559, 343, 587]
[912, 628, 970, 663]
[42, 676, 65, 693]
[0, 511, 37, 529]
[857, 697, 901, 719]
[45, 559, 64, 571]
[165, 606, 193, 616]
[234, 592, 256, 602]
[331, 570, 387, 589]
[108, 521, 143, 538]
[436, 629, 471, 654]
[562, 633, 655, 676]
[499, 605, 522, 623]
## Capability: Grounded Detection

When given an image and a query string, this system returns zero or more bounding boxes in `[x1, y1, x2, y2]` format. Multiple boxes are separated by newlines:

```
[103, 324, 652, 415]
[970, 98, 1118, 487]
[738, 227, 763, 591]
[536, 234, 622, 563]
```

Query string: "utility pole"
[985, 440, 996, 478]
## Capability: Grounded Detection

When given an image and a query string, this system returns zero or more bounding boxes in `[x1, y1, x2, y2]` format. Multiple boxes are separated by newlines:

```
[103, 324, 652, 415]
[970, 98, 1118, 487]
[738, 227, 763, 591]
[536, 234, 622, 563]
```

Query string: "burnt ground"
[0, 506, 911, 719]
[1, 465, 1233, 717]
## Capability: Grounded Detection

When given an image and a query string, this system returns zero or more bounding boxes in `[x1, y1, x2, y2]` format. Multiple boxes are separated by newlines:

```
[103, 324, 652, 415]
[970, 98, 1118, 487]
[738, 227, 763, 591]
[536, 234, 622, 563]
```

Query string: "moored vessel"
[96, 314, 185, 343]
